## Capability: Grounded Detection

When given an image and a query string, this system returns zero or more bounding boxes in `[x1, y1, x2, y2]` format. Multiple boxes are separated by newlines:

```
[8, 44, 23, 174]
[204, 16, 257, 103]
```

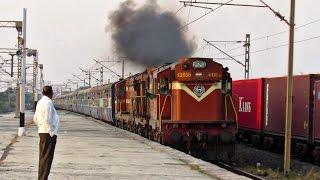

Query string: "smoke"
[107, 0, 197, 66]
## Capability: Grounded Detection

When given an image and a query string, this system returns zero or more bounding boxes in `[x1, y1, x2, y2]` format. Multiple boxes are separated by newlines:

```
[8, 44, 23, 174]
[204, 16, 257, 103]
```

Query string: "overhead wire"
[179, 0, 234, 30]
[231, 35, 320, 57]
[175, 4, 185, 15]
[251, 17, 320, 42]
[209, 16, 320, 57]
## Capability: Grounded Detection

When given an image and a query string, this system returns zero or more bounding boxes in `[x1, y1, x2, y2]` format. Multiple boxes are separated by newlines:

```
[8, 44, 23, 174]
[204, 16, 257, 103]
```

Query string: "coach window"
[149, 78, 154, 93]
[159, 78, 169, 95]
[119, 84, 125, 97]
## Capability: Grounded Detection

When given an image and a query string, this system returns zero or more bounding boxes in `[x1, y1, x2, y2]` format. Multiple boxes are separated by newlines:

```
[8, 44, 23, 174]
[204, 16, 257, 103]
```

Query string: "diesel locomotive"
[54, 57, 238, 161]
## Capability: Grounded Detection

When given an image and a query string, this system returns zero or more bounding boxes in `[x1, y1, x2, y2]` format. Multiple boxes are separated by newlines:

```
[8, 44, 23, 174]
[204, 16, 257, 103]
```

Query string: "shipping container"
[263, 75, 320, 140]
[313, 81, 320, 143]
[233, 79, 264, 132]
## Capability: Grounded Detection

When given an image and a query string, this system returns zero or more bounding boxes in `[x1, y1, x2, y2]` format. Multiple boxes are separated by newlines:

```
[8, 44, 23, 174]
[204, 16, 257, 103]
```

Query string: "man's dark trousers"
[39, 133, 57, 180]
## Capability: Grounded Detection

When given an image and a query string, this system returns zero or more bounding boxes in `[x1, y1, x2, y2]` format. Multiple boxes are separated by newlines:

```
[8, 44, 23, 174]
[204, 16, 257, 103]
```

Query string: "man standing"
[33, 86, 59, 180]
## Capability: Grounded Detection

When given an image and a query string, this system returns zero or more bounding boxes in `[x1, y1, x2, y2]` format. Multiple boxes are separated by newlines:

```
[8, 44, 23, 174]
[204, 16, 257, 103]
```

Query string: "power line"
[258, 0, 290, 26]
[175, 5, 185, 15]
[179, 1, 266, 8]
[252, 17, 320, 42]
[204, 39, 244, 66]
[231, 35, 320, 57]
[209, 17, 320, 57]
[179, 0, 234, 30]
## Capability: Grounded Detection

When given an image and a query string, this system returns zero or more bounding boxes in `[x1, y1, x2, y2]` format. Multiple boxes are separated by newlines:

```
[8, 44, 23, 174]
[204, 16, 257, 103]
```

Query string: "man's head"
[42, 86, 53, 99]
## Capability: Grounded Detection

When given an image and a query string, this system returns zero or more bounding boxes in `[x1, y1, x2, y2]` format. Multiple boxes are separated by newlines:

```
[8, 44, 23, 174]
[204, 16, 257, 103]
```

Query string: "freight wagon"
[233, 74, 320, 163]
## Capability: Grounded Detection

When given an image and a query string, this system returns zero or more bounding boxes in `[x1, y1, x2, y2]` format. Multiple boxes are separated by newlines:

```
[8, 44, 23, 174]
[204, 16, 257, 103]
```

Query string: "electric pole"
[33, 51, 38, 108]
[16, 23, 23, 118]
[203, 39, 245, 66]
[9, 54, 15, 77]
[244, 34, 250, 79]
[79, 67, 91, 88]
[27, 49, 38, 109]
[89, 71, 91, 88]
[93, 59, 122, 80]
[100, 67, 103, 85]
[39, 64, 44, 93]
[284, 0, 295, 175]
[73, 74, 88, 88]
[122, 58, 124, 80]
[18, 8, 27, 136]
[204, 34, 250, 79]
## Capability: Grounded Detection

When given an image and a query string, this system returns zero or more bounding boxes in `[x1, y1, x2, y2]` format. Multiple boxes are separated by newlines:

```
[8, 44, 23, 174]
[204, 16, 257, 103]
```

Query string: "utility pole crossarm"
[180, 1, 267, 8]
[79, 67, 87, 73]
[258, 0, 290, 26]
[0, 67, 11, 76]
[0, 21, 22, 29]
[183, 4, 213, 10]
[203, 39, 245, 67]
[72, 74, 83, 81]
[93, 59, 121, 79]
[90, 74, 100, 82]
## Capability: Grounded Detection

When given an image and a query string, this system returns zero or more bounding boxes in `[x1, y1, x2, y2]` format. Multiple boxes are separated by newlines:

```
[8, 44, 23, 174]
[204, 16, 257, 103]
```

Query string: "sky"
[0, 0, 319, 91]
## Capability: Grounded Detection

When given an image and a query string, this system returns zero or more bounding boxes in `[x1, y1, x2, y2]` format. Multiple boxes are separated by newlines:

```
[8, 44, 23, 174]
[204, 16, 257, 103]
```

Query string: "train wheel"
[235, 132, 243, 143]
[138, 125, 143, 136]
[313, 147, 320, 165]
[227, 143, 236, 166]
[128, 122, 132, 132]
[275, 139, 284, 153]
[251, 135, 261, 148]
[132, 123, 136, 133]
[296, 143, 308, 160]
[143, 127, 148, 138]
[263, 137, 274, 151]
[116, 120, 120, 127]
[147, 126, 154, 140]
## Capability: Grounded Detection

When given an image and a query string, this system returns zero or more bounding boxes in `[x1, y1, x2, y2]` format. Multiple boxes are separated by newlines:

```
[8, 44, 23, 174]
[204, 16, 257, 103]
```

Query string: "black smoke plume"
[108, 0, 197, 66]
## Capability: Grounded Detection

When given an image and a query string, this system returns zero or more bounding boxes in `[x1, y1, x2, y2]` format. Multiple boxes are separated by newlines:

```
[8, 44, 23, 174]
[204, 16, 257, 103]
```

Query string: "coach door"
[157, 68, 172, 122]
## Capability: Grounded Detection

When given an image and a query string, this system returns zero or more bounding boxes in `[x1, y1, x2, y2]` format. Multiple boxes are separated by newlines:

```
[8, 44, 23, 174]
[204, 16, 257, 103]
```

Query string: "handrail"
[156, 94, 172, 132]
[225, 94, 238, 131]
[156, 94, 161, 131]
[160, 94, 172, 120]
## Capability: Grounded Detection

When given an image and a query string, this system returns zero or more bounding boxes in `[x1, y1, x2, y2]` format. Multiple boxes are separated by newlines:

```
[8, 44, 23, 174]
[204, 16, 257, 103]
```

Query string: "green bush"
[0, 88, 33, 114]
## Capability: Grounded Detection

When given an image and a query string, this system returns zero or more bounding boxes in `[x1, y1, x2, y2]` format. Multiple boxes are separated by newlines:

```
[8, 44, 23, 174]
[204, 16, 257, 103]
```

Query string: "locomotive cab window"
[159, 78, 169, 95]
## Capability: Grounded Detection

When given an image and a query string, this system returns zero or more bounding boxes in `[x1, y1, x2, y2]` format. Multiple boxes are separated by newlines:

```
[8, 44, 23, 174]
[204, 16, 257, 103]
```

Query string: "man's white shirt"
[33, 96, 59, 137]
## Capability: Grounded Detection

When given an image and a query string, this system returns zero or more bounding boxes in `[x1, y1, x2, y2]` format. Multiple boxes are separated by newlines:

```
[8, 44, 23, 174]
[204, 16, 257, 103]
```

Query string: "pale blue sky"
[0, 0, 319, 90]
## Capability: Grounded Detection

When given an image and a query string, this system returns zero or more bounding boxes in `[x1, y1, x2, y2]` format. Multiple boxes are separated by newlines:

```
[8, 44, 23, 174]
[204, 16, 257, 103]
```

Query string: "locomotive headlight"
[193, 60, 206, 69]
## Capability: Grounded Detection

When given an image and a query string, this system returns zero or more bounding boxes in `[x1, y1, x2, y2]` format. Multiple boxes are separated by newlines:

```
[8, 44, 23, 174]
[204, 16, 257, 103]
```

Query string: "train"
[233, 74, 320, 164]
[54, 57, 238, 162]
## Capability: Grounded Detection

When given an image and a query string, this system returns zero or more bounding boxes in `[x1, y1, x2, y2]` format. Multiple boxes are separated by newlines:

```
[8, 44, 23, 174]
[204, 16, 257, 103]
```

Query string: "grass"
[241, 165, 320, 180]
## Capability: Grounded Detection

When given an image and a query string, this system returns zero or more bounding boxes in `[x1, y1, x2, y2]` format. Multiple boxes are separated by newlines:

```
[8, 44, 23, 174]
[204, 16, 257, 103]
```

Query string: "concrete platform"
[0, 111, 249, 180]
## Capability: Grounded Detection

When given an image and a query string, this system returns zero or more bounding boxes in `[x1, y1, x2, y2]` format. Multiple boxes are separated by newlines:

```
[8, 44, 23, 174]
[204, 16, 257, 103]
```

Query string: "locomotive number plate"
[208, 72, 221, 78]
[177, 72, 192, 78]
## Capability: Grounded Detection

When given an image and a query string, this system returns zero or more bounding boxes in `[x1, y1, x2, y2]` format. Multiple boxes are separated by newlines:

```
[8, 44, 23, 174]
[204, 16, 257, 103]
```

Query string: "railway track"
[213, 161, 265, 180]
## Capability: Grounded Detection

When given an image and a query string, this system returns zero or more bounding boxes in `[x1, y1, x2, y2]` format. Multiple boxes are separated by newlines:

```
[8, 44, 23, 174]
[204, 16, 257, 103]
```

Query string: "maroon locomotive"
[114, 57, 238, 161]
